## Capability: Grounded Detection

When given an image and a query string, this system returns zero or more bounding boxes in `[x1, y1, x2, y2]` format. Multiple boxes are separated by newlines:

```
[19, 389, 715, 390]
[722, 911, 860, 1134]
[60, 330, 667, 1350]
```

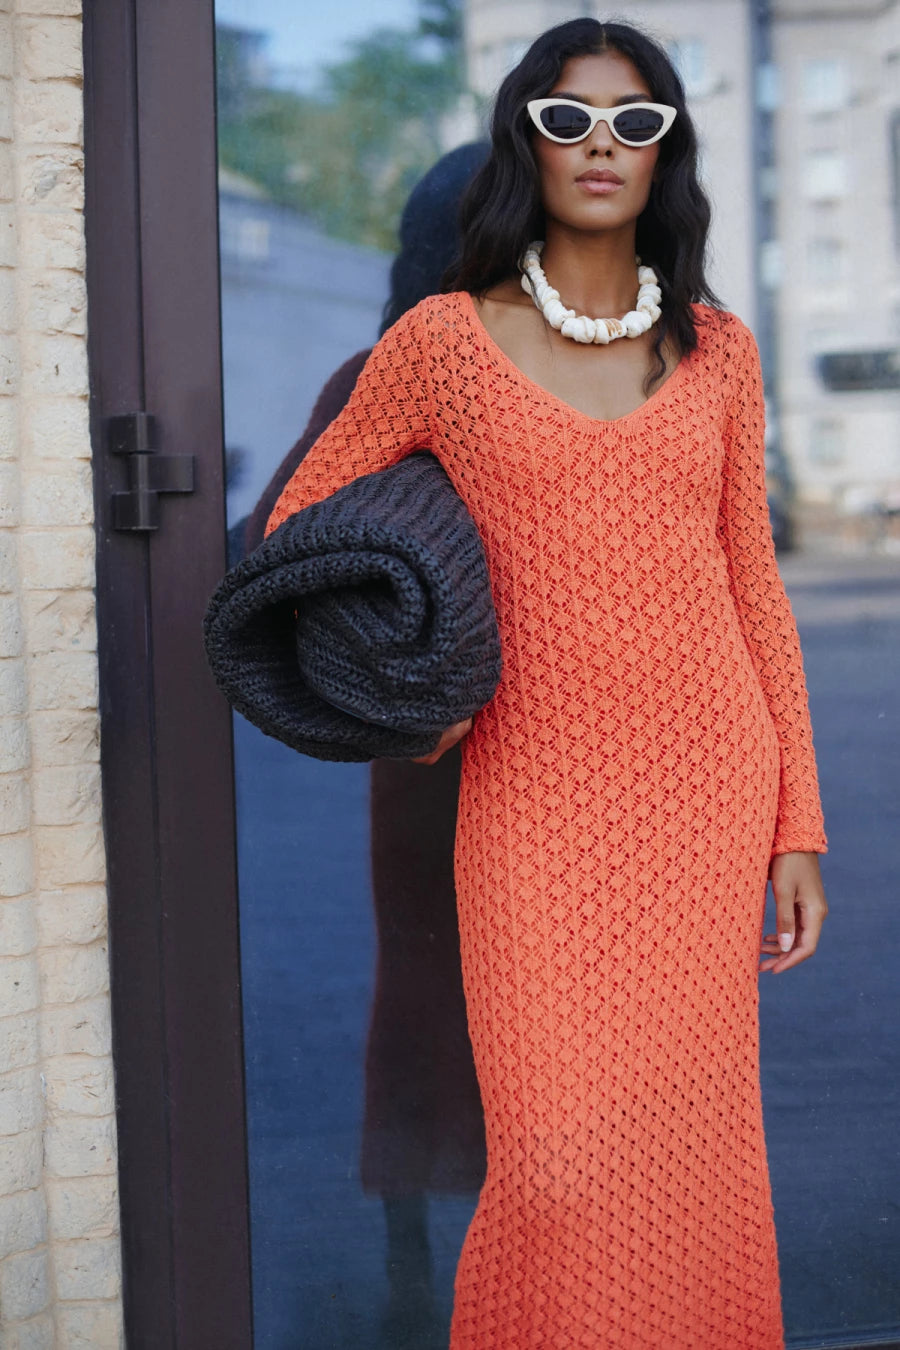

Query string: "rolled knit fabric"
[203, 451, 502, 762]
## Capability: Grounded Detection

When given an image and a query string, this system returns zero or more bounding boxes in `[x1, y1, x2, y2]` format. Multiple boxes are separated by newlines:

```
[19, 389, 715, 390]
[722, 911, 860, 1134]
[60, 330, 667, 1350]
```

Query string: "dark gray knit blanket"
[203, 452, 502, 762]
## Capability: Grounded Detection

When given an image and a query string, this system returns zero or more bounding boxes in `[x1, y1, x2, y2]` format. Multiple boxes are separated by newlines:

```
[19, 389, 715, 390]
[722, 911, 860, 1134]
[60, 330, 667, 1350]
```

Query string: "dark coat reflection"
[240, 148, 492, 1326]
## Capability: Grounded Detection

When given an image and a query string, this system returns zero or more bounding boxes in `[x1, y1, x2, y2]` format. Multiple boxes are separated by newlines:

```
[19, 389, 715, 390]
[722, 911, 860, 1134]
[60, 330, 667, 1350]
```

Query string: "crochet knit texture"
[266, 291, 828, 1350]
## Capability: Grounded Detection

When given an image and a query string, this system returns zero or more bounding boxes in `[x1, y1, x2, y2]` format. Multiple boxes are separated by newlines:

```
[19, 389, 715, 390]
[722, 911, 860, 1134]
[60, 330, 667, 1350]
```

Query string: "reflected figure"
[241, 141, 490, 1348]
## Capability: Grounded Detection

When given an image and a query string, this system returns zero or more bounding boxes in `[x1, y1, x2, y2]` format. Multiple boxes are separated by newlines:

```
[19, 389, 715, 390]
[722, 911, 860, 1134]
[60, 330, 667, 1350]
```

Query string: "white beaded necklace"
[519, 240, 662, 345]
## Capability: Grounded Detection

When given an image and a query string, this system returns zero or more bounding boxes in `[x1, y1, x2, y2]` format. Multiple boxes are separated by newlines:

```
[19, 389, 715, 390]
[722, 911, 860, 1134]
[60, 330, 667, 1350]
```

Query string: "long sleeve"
[715, 315, 828, 856]
[265, 300, 434, 538]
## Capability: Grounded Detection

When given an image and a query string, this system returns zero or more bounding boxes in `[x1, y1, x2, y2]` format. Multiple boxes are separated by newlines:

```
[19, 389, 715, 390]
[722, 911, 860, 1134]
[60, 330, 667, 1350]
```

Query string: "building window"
[806, 237, 844, 286]
[667, 38, 711, 97]
[803, 151, 847, 200]
[498, 39, 530, 77]
[757, 62, 779, 111]
[760, 239, 782, 290]
[801, 58, 848, 111]
[809, 417, 845, 467]
[891, 109, 900, 255]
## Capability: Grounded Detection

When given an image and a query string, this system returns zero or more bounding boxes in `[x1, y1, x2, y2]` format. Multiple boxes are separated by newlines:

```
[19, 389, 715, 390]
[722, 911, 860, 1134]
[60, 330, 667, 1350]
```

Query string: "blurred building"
[772, 0, 900, 527]
[462, 0, 900, 534]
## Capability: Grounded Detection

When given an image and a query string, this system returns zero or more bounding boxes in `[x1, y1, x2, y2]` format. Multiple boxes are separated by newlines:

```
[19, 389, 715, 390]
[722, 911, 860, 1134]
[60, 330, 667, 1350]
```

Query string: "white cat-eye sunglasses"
[527, 98, 677, 147]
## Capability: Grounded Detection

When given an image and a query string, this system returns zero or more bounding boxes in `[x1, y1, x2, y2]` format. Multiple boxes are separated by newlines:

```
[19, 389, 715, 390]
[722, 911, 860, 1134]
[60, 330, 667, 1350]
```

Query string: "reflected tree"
[216, 0, 465, 251]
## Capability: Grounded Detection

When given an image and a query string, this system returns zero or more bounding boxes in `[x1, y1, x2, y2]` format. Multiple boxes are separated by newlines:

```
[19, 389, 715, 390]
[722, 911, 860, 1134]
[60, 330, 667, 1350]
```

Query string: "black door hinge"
[107, 412, 195, 531]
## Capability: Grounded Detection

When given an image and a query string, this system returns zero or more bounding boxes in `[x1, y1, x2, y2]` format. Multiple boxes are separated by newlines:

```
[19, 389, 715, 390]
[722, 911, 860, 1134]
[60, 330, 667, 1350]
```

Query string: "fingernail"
[778, 933, 793, 952]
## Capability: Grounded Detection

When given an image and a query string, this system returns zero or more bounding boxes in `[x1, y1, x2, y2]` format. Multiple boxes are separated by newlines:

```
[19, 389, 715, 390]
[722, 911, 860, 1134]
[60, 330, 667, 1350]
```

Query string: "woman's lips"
[576, 179, 624, 194]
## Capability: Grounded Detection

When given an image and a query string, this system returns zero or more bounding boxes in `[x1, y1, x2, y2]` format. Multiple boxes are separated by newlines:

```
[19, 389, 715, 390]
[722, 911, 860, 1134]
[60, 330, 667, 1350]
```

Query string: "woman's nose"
[585, 119, 615, 155]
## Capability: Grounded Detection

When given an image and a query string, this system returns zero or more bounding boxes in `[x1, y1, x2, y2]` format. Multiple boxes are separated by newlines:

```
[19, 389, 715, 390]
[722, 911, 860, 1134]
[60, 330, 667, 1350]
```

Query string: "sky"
[214, 0, 421, 91]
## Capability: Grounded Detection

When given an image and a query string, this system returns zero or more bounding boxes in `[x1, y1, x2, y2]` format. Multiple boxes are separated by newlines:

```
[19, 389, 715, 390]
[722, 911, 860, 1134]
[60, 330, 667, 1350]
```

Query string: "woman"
[266, 17, 829, 1349]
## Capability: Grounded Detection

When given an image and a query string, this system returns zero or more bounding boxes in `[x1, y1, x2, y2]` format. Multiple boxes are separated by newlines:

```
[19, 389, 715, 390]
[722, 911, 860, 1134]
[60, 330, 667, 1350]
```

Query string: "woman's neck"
[537, 224, 642, 317]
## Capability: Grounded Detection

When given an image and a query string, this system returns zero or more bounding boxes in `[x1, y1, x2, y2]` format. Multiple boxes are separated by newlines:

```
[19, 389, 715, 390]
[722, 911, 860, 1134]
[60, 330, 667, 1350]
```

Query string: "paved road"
[234, 551, 900, 1350]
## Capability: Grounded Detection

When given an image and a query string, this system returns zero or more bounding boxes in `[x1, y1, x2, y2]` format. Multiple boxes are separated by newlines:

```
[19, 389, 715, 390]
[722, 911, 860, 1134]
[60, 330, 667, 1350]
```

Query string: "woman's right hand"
[410, 717, 473, 765]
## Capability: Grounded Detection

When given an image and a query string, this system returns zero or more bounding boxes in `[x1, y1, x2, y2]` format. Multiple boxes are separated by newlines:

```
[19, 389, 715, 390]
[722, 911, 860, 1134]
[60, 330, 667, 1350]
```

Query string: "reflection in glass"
[214, 5, 900, 1347]
[216, 8, 485, 1345]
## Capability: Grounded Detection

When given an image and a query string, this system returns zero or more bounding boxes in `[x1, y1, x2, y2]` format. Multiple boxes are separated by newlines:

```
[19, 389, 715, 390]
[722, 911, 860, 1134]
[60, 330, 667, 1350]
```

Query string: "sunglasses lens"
[539, 103, 592, 140]
[612, 107, 665, 143]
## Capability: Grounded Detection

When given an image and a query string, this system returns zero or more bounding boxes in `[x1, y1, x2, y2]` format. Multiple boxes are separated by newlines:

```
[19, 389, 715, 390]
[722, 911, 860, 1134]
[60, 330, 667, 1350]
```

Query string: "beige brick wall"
[0, 2, 123, 1346]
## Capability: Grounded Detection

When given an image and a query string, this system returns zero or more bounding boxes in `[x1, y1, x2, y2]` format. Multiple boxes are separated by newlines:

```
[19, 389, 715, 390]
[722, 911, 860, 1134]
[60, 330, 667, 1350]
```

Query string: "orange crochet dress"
[266, 291, 828, 1350]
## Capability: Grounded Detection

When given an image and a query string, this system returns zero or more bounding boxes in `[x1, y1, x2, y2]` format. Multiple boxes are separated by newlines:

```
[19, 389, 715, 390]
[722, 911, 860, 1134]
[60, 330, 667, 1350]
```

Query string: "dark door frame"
[80, 5, 900, 1350]
[82, 1, 252, 1344]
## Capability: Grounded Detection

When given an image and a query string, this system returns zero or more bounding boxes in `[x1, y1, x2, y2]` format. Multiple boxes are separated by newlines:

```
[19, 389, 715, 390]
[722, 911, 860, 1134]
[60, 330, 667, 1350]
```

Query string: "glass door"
[214, 5, 483, 1346]
[209, 6, 900, 1347]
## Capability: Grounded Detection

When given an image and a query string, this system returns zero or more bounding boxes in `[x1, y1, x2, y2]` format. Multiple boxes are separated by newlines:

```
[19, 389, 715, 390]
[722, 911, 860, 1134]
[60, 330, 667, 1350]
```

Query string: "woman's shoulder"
[691, 302, 756, 344]
[380, 292, 474, 359]
[690, 303, 759, 370]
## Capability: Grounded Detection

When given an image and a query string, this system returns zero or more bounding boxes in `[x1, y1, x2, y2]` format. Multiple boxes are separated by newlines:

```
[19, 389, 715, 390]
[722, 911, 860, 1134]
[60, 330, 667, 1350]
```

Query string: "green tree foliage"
[217, 1, 464, 252]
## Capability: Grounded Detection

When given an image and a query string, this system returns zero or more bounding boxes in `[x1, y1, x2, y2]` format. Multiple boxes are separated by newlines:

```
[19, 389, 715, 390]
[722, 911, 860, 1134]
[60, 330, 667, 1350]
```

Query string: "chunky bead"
[621, 310, 648, 337]
[519, 242, 662, 344]
[561, 315, 596, 343]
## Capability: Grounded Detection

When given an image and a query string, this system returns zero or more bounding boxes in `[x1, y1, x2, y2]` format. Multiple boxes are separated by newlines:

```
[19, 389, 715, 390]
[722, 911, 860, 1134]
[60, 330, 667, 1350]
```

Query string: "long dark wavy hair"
[441, 17, 724, 394]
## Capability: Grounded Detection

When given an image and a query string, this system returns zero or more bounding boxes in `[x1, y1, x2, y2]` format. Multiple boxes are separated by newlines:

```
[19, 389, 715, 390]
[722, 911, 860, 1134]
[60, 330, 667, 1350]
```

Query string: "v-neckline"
[460, 289, 691, 429]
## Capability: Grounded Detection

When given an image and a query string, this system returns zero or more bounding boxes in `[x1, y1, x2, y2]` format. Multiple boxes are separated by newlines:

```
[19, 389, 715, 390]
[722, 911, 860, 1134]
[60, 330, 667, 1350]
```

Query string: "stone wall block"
[20, 146, 83, 210]
[36, 885, 105, 945]
[0, 773, 30, 831]
[0, 463, 21, 524]
[16, 0, 83, 16]
[0, 953, 39, 1016]
[23, 333, 88, 398]
[45, 1174, 118, 1243]
[0, 400, 17, 456]
[0, 592, 23, 655]
[23, 590, 96, 656]
[0, 1009, 38, 1071]
[15, 80, 83, 146]
[29, 651, 98, 711]
[52, 1235, 121, 1302]
[0, 1065, 42, 1136]
[30, 710, 98, 766]
[0, 15, 11, 80]
[21, 459, 92, 527]
[0, 895, 37, 954]
[0, 1127, 41, 1195]
[0, 261, 15, 327]
[32, 764, 101, 825]
[57, 1300, 125, 1350]
[19, 529, 94, 589]
[34, 822, 105, 888]
[0, 831, 34, 896]
[43, 1055, 113, 1117]
[18, 19, 83, 83]
[25, 270, 86, 335]
[0, 661, 27, 717]
[0, 1186, 47, 1260]
[41, 998, 110, 1059]
[4, 1314, 55, 1350]
[21, 397, 90, 462]
[20, 212, 83, 272]
[0, 329, 20, 394]
[0, 205, 16, 269]
[0, 78, 11, 145]
[43, 1111, 117, 1178]
[38, 940, 108, 1006]
[0, 531, 17, 589]
[0, 716, 30, 771]
[0, 1244, 49, 1321]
